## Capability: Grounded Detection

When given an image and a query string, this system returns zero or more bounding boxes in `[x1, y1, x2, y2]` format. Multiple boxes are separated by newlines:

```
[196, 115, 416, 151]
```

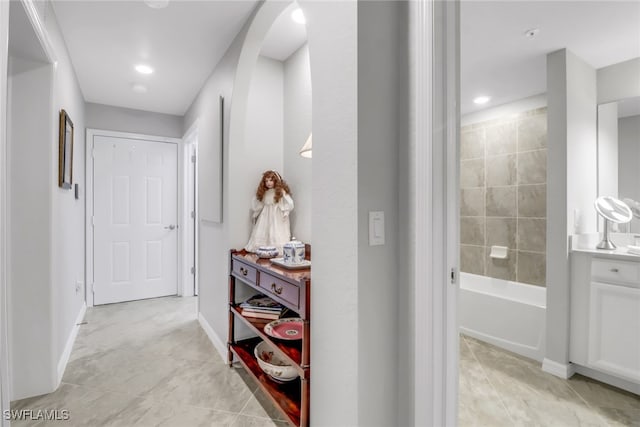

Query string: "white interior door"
[93, 135, 178, 305]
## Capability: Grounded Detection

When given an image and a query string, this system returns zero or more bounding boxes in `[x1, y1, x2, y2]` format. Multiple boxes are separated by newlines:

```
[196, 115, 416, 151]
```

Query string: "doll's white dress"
[244, 188, 294, 253]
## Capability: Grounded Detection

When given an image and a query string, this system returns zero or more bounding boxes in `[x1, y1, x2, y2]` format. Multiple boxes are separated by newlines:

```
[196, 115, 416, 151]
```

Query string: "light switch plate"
[369, 211, 385, 246]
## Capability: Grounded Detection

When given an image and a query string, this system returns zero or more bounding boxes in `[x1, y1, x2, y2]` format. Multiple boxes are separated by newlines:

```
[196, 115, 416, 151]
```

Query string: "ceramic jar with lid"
[283, 238, 305, 264]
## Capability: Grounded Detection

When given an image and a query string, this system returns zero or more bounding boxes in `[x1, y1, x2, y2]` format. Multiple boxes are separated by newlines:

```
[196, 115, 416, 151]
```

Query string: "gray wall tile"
[486, 187, 516, 217]
[518, 218, 546, 252]
[461, 129, 485, 160]
[486, 154, 516, 187]
[461, 158, 485, 188]
[461, 188, 485, 216]
[486, 250, 517, 281]
[518, 113, 547, 151]
[461, 245, 485, 275]
[486, 122, 516, 155]
[518, 184, 546, 218]
[517, 251, 546, 286]
[459, 108, 547, 286]
[517, 150, 547, 185]
[486, 218, 516, 249]
[461, 217, 485, 246]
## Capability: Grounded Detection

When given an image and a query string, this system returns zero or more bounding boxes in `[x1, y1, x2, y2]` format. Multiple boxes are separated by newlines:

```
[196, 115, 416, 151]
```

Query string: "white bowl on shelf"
[254, 341, 297, 382]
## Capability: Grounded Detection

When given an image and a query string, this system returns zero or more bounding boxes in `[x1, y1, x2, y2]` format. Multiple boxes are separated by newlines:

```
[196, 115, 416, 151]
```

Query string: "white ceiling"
[47, 1, 640, 117]
[51, 0, 258, 116]
[260, 5, 307, 61]
[461, 1, 640, 115]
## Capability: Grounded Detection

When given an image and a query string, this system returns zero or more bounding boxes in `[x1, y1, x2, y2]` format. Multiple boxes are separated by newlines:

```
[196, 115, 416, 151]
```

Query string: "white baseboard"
[542, 358, 575, 379]
[460, 327, 544, 362]
[198, 313, 227, 363]
[57, 303, 87, 384]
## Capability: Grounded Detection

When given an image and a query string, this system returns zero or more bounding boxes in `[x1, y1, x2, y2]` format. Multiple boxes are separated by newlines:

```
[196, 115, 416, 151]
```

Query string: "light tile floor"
[459, 334, 640, 426]
[11, 296, 286, 426]
[12, 298, 640, 426]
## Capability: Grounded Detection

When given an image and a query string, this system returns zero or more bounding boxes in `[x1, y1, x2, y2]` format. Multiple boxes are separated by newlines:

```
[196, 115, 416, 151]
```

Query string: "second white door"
[93, 135, 178, 305]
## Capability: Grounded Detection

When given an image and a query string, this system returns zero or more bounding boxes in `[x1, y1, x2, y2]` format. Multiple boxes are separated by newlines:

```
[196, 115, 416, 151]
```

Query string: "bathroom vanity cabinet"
[227, 249, 311, 427]
[570, 250, 640, 392]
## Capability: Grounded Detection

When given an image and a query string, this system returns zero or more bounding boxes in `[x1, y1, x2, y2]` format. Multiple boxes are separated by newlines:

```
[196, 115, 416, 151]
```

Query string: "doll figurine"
[244, 170, 294, 254]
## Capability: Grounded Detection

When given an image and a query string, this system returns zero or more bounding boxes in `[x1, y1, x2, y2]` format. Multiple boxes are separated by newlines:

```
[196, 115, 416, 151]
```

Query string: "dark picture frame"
[58, 109, 74, 189]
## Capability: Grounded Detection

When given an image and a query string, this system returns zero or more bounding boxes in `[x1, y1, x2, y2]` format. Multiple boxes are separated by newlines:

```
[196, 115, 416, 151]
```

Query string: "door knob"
[164, 224, 176, 230]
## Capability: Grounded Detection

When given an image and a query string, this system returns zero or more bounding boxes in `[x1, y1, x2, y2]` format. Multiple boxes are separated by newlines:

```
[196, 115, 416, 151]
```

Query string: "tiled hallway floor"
[459, 334, 640, 426]
[12, 297, 286, 426]
[12, 297, 640, 426]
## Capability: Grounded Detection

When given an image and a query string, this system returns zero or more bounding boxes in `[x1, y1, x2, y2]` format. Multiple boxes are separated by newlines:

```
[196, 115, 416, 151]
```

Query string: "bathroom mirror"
[594, 196, 632, 249]
[597, 91, 640, 233]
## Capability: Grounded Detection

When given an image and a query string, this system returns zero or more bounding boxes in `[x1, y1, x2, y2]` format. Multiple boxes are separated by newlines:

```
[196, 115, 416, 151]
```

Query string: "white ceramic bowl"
[254, 341, 297, 382]
[256, 246, 279, 259]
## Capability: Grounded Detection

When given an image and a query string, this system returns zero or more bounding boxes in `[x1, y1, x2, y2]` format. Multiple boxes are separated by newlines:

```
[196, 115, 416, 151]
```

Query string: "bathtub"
[459, 273, 546, 361]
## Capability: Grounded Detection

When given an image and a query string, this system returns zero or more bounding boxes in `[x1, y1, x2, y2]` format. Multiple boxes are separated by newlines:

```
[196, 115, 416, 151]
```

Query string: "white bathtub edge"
[542, 358, 575, 379]
[461, 327, 545, 362]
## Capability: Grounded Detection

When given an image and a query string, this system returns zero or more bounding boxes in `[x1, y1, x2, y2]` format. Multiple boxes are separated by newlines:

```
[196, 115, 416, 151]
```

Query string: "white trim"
[411, 2, 434, 424]
[21, 0, 57, 65]
[56, 303, 86, 384]
[198, 313, 227, 363]
[443, 1, 460, 423]
[542, 358, 576, 379]
[0, 0, 11, 422]
[413, 1, 459, 425]
[181, 125, 198, 297]
[85, 128, 182, 307]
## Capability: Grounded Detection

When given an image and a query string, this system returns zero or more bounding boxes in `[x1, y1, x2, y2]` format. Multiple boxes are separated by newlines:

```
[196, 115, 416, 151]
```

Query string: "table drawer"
[232, 259, 258, 285]
[259, 272, 300, 309]
[592, 258, 640, 285]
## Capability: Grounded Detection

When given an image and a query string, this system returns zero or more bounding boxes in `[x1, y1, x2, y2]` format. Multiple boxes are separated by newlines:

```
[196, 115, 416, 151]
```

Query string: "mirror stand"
[597, 218, 617, 250]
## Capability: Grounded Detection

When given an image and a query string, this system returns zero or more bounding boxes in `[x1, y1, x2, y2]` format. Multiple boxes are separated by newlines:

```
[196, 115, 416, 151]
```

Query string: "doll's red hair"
[256, 170, 291, 203]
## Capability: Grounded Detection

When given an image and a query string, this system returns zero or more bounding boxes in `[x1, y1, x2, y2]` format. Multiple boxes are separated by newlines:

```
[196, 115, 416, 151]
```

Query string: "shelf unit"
[228, 249, 310, 427]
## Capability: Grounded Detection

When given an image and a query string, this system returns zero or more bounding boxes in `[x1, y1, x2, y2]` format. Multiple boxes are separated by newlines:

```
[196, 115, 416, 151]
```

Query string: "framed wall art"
[58, 109, 74, 189]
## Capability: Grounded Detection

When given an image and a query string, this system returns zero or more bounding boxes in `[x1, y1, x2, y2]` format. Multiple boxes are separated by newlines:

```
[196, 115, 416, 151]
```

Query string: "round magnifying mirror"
[595, 196, 632, 250]
[595, 196, 632, 223]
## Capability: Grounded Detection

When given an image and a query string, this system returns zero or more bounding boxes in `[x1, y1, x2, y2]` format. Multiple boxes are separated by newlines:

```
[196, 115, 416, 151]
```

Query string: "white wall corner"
[542, 358, 575, 379]
[198, 313, 227, 363]
[56, 303, 86, 385]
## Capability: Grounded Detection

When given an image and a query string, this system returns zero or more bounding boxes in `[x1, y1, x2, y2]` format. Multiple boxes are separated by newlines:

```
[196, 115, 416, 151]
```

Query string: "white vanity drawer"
[591, 258, 640, 286]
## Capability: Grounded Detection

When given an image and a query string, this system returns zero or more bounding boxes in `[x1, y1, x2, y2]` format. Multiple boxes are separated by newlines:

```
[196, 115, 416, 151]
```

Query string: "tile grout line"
[461, 335, 518, 424]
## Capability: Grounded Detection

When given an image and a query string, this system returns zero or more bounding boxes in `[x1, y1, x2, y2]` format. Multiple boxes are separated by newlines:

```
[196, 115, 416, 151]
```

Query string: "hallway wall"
[8, 57, 54, 399]
[183, 4, 253, 354]
[46, 2, 86, 387]
[86, 102, 183, 138]
[5, 1, 86, 400]
[283, 44, 312, 244]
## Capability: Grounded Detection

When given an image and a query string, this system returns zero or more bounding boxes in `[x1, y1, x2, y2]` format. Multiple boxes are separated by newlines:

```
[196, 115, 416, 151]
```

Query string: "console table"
[228, 249, 311, 427]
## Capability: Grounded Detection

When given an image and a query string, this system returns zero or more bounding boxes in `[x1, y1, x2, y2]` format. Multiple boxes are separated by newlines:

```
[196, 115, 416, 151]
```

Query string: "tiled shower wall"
[460, 107, 547, 286]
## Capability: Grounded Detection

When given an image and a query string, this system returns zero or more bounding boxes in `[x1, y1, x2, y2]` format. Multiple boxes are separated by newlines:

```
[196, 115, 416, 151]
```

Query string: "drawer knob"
[240, 267, 248, 276]
[610, 268, 619, 273]
[271, 283, 283, 295]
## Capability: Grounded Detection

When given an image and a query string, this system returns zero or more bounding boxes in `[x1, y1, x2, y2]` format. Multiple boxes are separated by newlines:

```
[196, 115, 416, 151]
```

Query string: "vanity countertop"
[571, 246, 640, 261]
[571, 233, 640, 262]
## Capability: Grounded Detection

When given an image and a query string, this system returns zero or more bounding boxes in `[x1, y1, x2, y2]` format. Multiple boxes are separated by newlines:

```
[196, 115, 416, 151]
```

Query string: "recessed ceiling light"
[524, 28, 540, 39]
[135, 64, 154, 75]
[291, 9, 306, 24]
[473, 96, 491, 105]
[132, 83, 148, 93]
[144, 0, 169, 9]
